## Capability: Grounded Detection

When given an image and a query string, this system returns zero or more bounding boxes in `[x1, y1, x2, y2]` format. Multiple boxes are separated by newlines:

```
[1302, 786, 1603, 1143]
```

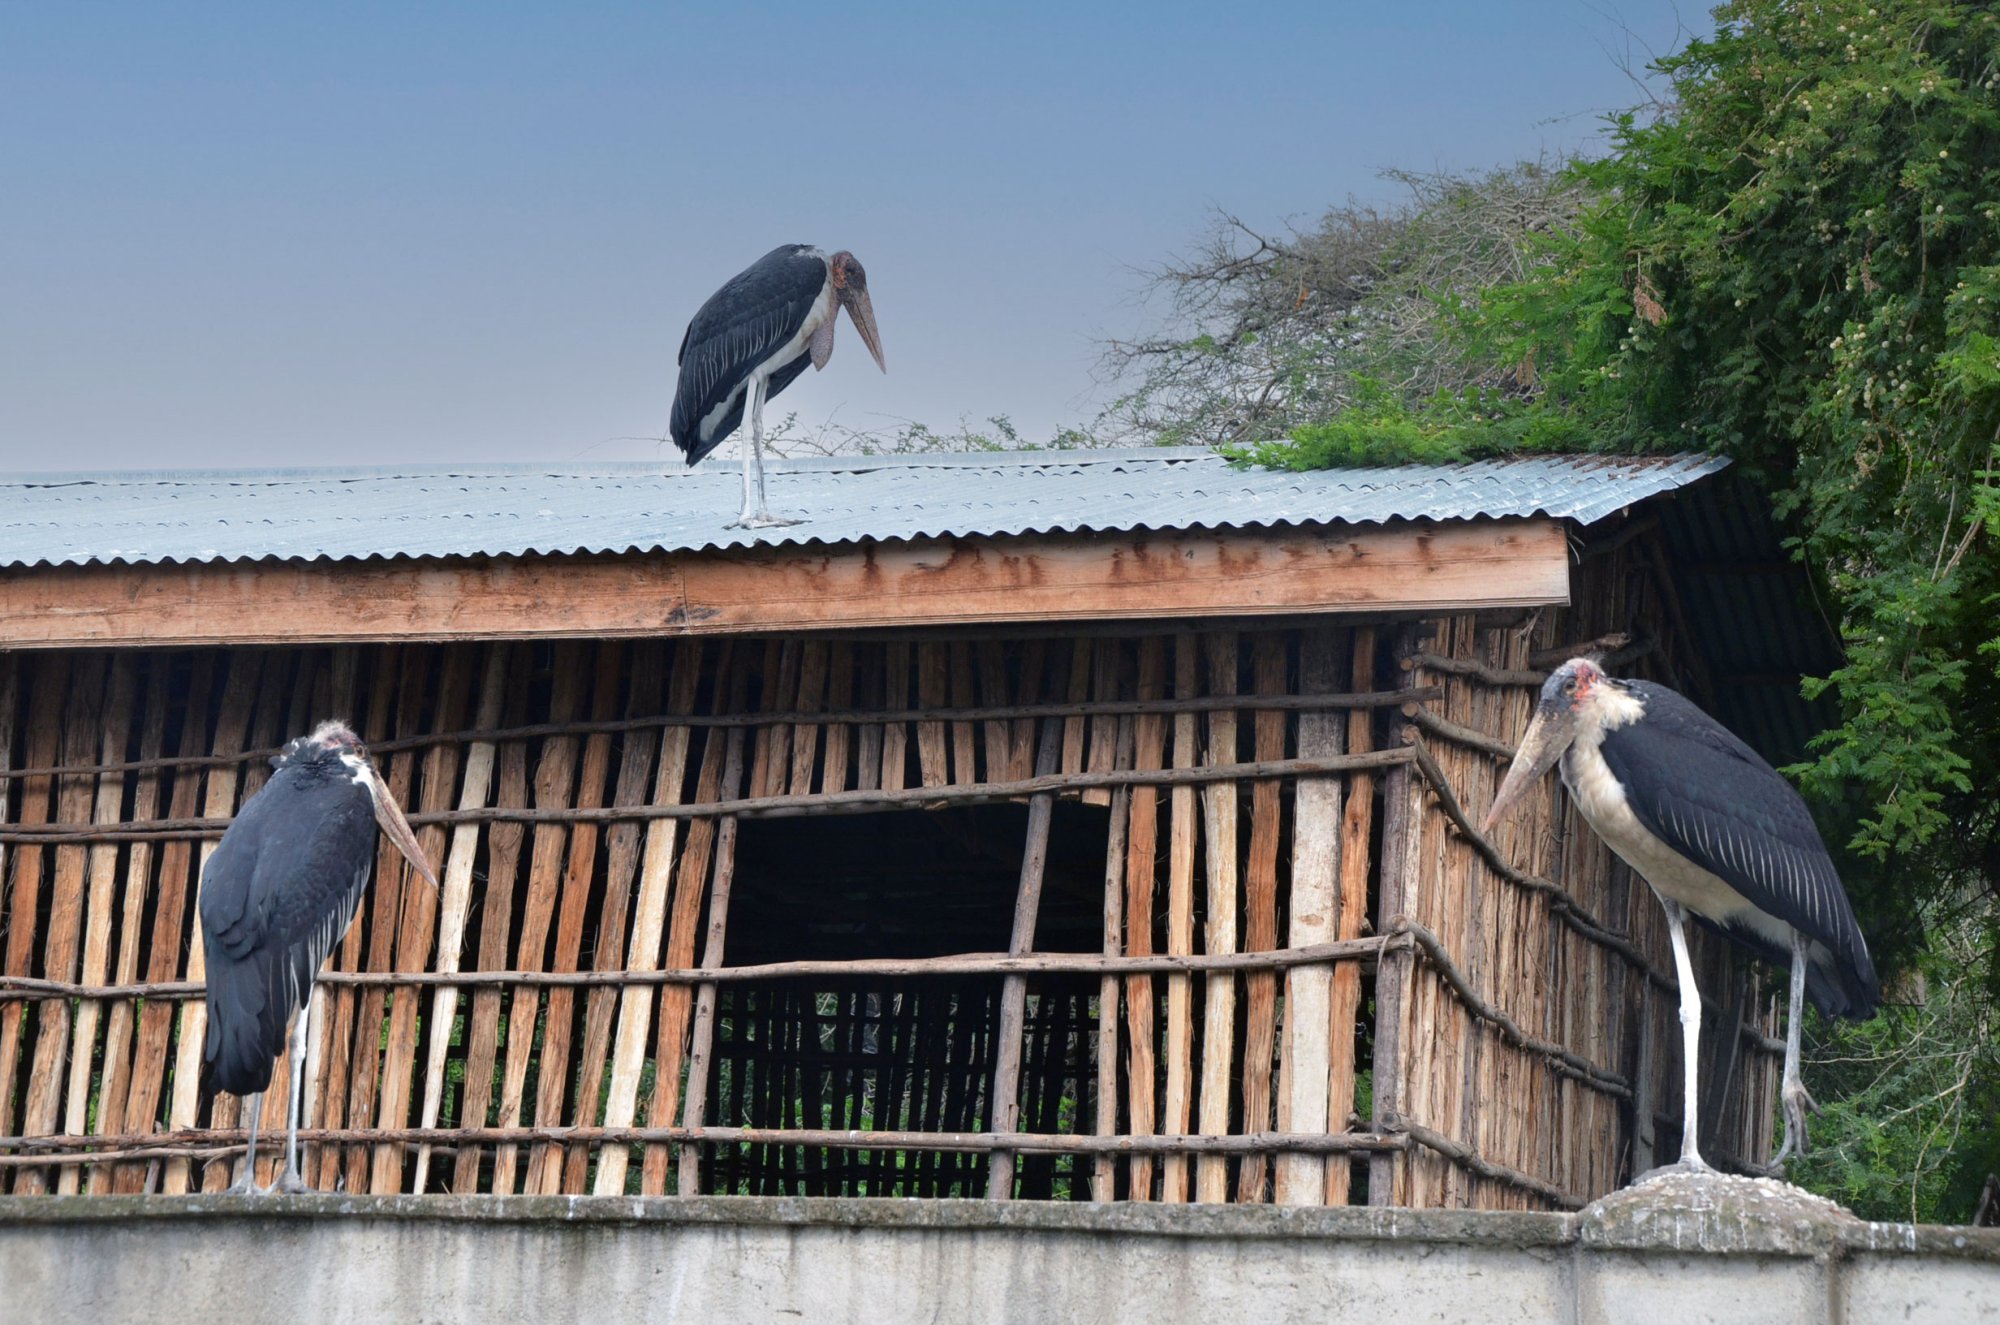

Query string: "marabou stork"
[199, 721, 437, 1194]
[670, 244, 886, 529]
[1483, 658, 1877, 1173]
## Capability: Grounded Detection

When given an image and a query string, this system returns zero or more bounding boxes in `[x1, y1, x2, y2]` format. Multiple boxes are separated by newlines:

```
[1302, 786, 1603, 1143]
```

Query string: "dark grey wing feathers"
[199, 769, 378, 1097]
[670, 245, 829, 465]
[1597, 682, 1877, 1017]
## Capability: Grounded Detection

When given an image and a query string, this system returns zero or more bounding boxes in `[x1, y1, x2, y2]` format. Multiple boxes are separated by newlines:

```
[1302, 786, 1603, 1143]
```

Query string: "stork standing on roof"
[200, 721, 437, 1193]
[1483, 658, 1877, 1174]
[670, 245, 886, 529]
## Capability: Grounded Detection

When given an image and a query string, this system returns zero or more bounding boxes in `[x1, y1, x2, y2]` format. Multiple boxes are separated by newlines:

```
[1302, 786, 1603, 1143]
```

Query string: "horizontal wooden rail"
[0, 935, 1407, 1003]
[1394, 918, 1631, 1100]
[1385, 1117, 1584, 1210]
[0, 688, 1444, 784]
[0, 747, 1417, 843]
[0, 1124, 1410, 1167]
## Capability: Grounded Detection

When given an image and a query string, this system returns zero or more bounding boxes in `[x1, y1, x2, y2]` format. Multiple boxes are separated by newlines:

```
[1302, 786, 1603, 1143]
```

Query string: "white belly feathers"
[1560, 734, 1795, 952]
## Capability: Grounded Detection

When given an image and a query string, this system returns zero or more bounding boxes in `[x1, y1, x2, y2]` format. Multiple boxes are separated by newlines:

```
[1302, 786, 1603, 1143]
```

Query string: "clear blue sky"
[0, 2, 1704, 471]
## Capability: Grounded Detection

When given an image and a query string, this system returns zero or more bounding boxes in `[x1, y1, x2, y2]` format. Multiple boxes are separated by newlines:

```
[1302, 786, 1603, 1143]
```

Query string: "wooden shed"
[0, 449, 1832, 1210]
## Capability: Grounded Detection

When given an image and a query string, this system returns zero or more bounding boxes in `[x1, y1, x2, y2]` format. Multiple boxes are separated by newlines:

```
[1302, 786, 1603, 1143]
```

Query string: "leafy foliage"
[1100, 164, 1593, 445]
[1122, 0, 2000, 1219]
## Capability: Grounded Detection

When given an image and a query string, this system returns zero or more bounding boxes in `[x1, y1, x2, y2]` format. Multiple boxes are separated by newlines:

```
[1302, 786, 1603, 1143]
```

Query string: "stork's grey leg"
[225, 1092, 263, 1194]
[275, 997, 314, 1193]
[726, 371, 800, 530]
[1662, 899, 1711, 1171]
[1770, 930, 1814, 1168]
[735, 379, 759, 527]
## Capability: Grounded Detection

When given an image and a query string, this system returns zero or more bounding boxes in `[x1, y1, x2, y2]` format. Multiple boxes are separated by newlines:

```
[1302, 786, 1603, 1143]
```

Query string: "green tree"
[1167, 0, 2000, 1221]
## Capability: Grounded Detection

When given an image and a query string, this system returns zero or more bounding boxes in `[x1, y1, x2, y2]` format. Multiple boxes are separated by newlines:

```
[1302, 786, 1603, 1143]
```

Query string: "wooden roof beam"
[0, 520, 1570, 649]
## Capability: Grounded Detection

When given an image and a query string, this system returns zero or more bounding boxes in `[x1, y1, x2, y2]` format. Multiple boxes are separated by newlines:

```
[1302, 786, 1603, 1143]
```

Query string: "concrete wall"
[3, 1179, 1995, 1325]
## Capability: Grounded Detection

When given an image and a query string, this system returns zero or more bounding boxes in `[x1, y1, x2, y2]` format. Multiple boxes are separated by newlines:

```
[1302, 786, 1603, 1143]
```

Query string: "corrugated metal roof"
[0, 449, 1729, 569]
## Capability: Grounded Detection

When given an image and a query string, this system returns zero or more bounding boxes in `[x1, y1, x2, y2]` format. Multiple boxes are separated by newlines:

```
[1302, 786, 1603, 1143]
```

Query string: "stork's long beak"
[841, 286, 886, 372]
[369, 776, 440, 889]
[1482, 709, 1577, 834]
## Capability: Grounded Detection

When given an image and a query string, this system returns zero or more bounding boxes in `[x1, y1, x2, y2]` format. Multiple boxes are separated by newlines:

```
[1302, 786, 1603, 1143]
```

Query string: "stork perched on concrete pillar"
[1484, 658, 1877, 1173]
[669, 244, 886, 529]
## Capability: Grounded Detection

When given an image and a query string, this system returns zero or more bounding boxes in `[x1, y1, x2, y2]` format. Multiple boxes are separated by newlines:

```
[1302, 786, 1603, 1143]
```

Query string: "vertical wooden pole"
[450, 648, 532, 1193]
[986, 719, 1062, 1198]
[1194, 632, 1240, 1202]
[16, 655, 107, 1195]
[1325, 626, 1376, 1205]
[411, 645, 510, 1192]
[1091, 729, 1133, 1203]
[1236, 635, 1286, 1202]
[527, 644, 625, 1193]
[642, 648, 745, 1195]
[677, 728, 748, 1195]
[1122, 638, 1165, 1199]
[1370, 625, 1424, 1206]
[489, 645, 588, 1192]
[0, 657, 62, 1153]
[1276, 629, 1345, 1205]
[1160, 638, 1199, 1202]
[58, 656, 135, 1194]
[595, 643, 701, 1195]
[90, 660, 167, 1193]
[565, 643, 670, 1193]
[114, 652, 215, 1193]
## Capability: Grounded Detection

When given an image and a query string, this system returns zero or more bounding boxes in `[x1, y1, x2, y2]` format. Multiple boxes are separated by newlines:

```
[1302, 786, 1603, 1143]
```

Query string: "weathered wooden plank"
[948, 641, 978, 784]
[593, 644, 700, 1195]
[490, 644, 588, 1193]
[411, 645, 509, 1192]
[370, 646, 475, 1193]
[916, 643, 948, 789]
[333, 648, 426, 1195]
[1160, 638, 1199, 1203]
[1090, 728, 1132, 1205]
[1194, 633, 1240, 1203]
[0, 657, 64, 1155]
[115, 653, 216, 1192]
[1122, 638, 1165, 1200]
[641, 649, 745, 1195]
[451, 649, 533, 1193]
[526, 644, 624, 1193]
[1370, 627, 1424, 1206]
[1276, 630, 1344, 1206]
[985, 720, 1061, 1198]
[0, 522, 1573, 647]
[1237, 636, 1287, 1203]
[57, 657, 136, 1194]
[564, 642, 668, 1193]
[14, 655, 107, 1194]
[89, 659, 167, 1194]
[1326, 626, 1377, 1206]
[676, 728, 749, 1196]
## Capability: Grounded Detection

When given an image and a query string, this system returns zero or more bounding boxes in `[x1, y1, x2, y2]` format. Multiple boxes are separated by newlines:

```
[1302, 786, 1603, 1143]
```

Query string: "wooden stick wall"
[1368, 531, 1783, 1208]
[0, 584, 1780, 1205]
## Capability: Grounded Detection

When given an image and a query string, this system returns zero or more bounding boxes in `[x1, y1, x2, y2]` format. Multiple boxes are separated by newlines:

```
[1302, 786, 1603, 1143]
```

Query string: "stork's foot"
[727, 512, 804, 531]
[270, 1167, 313, 1195]
[223, 1171, 266, 1196]
[1770, 1080, 1818, 1168]
[1635, 1152, 1716, 1185]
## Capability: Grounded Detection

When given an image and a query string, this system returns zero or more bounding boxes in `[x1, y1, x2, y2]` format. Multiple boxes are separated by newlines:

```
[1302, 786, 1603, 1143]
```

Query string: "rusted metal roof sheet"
[0, 449, 1728, 569]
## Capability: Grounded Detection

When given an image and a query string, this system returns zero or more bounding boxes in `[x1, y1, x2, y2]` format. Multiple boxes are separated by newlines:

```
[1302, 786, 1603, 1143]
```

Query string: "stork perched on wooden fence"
[199, 721, 437, 1194]
[670, 244, 886, 530]
[1484, 658, 1877, 1173]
